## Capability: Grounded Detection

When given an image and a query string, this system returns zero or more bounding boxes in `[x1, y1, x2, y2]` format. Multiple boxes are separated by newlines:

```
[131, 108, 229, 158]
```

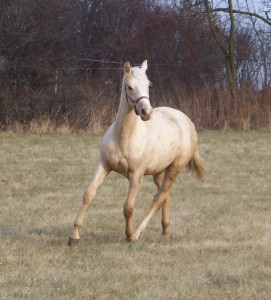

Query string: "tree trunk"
[204, 0, 238, 108]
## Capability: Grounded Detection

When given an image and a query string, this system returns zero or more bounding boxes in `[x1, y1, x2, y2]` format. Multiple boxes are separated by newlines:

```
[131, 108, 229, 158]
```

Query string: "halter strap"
[125, 87, 149, 105]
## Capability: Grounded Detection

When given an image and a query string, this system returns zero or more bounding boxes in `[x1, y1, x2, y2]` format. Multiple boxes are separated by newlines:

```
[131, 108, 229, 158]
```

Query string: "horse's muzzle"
[140, 107, 153, 121]
[135, 98, 153, 121]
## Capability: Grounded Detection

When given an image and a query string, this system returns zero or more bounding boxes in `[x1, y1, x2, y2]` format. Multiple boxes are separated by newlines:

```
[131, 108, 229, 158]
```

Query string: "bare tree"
[202, 0, 238, 103]
[0, 0, 269, 129]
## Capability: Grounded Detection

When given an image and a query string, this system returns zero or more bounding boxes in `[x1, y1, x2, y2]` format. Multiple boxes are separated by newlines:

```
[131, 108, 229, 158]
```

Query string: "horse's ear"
[123, 62, 132, 76]
[141, 60, 148, 72]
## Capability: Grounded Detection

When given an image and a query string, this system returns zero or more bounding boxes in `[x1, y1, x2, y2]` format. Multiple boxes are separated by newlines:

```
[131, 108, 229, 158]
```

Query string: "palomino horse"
[68, 60, 204, 246]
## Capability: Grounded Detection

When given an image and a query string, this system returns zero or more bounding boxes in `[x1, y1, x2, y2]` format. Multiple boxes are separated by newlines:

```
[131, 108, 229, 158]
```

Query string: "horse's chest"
[102, 143, 129, 177]
[110, 156, 130, 177]
[105, 143, 146, 177]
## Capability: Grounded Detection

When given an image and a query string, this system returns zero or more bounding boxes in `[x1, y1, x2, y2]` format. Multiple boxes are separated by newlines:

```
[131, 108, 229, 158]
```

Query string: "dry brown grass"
[1, 80, 270, 132]
[153, 85, 271, 130]
[0, 130, 270, 299]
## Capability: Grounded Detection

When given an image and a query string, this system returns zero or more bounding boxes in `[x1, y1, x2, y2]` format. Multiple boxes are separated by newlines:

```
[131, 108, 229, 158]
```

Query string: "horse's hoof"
[68, 237, 80, 247]
[162, 232, 173, 239]
[126, 234, 136, 242]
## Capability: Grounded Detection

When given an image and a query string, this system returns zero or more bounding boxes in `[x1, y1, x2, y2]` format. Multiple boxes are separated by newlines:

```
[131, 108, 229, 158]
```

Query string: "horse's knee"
[83, 189, 95, 205]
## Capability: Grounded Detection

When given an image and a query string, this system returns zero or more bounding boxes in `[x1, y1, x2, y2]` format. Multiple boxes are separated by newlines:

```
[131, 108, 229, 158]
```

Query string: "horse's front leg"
[68, 160, 110, 247]
[123, 173, 143, 242]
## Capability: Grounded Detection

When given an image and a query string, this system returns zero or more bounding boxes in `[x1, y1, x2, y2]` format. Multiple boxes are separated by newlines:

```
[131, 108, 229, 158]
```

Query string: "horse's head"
[123, 60, 153, 121]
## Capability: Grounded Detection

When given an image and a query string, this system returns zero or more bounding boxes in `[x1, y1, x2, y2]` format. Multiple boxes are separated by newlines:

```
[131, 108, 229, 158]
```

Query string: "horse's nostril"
[141, 109, 146, 116]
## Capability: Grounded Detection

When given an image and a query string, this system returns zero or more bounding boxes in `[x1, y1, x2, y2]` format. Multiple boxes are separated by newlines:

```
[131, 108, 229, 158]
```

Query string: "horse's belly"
[143, 128, 193, 175]
[143, 146, 181, 175]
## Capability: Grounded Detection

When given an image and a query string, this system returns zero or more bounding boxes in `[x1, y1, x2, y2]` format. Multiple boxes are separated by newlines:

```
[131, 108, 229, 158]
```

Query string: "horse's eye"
[128, 86, 133, 90]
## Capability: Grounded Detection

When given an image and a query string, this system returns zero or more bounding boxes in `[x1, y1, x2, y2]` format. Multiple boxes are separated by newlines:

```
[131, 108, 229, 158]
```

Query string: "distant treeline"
[0, 0, 270, 130]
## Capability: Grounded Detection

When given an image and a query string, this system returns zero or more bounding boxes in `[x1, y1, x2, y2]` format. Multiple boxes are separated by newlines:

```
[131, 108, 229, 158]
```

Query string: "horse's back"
[151, 107, 196, 142]
[153, 107, 193, 127]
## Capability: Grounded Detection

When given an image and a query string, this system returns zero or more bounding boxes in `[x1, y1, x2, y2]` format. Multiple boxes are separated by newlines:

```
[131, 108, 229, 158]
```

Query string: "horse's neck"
[114, 90, 139, 141]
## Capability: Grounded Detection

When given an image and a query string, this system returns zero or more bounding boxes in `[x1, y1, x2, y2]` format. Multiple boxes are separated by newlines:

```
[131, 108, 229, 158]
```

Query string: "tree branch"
[211, 7, 271, 26]
[204, 0, 229, 55]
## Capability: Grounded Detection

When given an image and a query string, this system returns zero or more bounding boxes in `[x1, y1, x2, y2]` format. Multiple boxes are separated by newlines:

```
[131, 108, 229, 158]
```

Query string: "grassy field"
[0, 130, 270, 299]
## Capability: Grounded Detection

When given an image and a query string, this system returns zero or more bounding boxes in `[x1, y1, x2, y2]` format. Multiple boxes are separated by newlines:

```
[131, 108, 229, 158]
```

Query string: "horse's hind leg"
[135, 165, 181, 240]
[68, 160, 109, 246]
[162, 198, 170, 236]
[153, 172, 170, 236]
